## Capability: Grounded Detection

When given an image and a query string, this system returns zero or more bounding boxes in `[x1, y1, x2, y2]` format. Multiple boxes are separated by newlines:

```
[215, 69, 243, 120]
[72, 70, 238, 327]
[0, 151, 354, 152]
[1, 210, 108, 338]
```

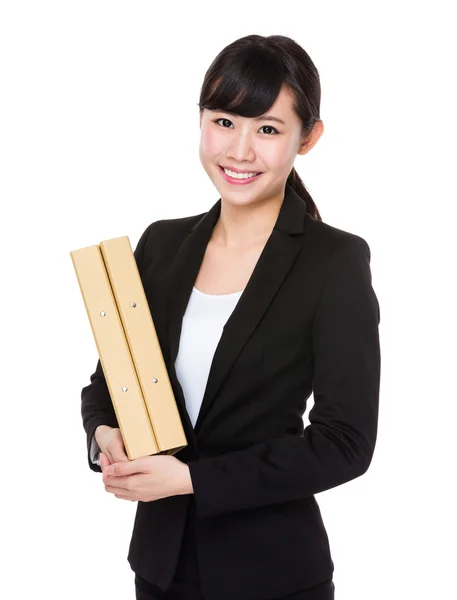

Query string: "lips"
[219, 165, 263, 184]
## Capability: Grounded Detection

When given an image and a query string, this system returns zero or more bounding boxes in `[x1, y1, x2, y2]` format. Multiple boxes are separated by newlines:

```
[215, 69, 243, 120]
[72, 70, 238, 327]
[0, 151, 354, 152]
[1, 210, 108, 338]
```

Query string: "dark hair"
[198, 34, 323, 221]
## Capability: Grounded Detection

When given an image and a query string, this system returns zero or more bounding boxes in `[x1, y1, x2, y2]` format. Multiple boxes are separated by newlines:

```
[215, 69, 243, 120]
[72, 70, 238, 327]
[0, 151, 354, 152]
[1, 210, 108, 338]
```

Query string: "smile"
[219, 166, 263, 185]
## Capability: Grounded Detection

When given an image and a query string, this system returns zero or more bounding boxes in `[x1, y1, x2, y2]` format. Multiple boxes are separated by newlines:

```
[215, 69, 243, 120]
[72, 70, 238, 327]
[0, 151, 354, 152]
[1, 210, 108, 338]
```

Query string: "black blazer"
[81, 184, 381, 600]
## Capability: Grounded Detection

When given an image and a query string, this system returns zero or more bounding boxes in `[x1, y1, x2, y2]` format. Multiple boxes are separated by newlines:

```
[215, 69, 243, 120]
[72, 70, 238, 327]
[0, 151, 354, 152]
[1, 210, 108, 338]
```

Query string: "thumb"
[112, 448, 130, 463]
[100, 452, 110, 470]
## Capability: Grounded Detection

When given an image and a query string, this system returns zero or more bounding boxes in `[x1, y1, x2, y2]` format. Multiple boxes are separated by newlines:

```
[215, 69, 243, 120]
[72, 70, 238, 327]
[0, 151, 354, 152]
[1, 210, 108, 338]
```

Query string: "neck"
[212, 190, 285, 250]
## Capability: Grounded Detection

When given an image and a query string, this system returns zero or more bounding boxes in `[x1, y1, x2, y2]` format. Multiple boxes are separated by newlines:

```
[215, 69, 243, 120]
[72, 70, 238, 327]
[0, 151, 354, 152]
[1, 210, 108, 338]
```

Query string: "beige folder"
[70, 236, 187, 460]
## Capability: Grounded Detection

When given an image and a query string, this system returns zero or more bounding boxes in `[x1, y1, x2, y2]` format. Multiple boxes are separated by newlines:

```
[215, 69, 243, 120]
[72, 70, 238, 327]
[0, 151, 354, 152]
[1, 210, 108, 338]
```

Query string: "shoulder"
[304, 213, 372, 263]
[141, 211, 206, 239]
[134, 211, 206, 264]
[137, 210, 205, 243]
[305, 216, 379, 323]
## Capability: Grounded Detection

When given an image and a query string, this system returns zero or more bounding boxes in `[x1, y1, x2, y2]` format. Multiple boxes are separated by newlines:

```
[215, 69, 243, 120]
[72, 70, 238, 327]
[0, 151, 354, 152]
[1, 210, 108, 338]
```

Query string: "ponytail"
[286, 167, 322, 222]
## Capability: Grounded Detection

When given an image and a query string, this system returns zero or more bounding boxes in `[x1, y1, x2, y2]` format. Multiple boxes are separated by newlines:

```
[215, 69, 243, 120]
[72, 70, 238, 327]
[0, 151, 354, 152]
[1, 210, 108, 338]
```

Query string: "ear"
[297, 120, 324, 156]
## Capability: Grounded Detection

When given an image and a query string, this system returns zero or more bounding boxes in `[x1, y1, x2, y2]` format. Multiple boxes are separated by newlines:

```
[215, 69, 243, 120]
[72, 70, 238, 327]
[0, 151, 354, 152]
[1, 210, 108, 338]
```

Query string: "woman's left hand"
[100, 452, 193, 502]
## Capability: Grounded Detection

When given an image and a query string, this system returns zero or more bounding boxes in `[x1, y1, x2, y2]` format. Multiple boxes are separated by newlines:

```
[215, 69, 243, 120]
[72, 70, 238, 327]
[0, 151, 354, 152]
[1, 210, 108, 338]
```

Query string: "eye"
[214, 118, 234, 129]
[213, 118, 279, 135]
[259, 125, 279, 135]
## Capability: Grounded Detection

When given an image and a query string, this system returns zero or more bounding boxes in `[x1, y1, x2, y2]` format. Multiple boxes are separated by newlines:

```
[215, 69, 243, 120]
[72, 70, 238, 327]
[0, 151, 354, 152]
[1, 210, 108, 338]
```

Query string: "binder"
[70, 236, 188, 460]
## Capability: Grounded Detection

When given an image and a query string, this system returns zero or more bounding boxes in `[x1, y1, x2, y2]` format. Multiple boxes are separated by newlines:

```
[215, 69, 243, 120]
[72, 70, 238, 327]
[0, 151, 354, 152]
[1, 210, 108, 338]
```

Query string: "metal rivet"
[121, 386, 128, 392]
[100, 311, 106, 317]
[152, 378, 158, 383]
[130, 302, 136, 308]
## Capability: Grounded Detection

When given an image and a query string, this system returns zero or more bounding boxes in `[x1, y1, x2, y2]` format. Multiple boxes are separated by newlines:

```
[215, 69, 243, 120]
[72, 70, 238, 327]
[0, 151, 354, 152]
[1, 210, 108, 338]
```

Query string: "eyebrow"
[253, 114, 286, 125]
[219, 110, 286, 126]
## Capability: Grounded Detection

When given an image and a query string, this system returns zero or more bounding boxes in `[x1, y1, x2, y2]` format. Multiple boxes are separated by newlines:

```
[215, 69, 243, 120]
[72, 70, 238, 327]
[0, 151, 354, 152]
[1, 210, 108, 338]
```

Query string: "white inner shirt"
[174, 285, 244, 428]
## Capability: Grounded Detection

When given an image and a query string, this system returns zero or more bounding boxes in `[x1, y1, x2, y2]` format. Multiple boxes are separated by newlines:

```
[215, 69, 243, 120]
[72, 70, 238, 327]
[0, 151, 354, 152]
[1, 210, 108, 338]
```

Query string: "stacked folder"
[70, 236, 188, 460]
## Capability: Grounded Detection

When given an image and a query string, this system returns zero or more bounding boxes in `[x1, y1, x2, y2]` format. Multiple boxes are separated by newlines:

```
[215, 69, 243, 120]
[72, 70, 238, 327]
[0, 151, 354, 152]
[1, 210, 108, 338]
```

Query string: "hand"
[100, 453, 193, 502]
[95, 426, 129, 465]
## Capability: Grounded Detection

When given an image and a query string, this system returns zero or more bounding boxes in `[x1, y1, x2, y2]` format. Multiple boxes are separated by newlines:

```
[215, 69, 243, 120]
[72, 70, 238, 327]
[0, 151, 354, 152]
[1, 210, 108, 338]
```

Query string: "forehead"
[264, 85, 296, 119]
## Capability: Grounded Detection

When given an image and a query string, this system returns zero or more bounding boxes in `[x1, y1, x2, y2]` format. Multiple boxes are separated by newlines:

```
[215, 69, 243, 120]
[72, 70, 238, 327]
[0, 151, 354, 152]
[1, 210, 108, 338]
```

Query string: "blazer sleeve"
[187, 235, 381, 518]
[80, 222, 155, 473]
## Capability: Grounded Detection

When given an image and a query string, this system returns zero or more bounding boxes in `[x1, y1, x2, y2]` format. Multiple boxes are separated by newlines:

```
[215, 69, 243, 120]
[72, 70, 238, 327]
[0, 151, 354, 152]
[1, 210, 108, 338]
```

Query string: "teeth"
[223, 168, 259, 179]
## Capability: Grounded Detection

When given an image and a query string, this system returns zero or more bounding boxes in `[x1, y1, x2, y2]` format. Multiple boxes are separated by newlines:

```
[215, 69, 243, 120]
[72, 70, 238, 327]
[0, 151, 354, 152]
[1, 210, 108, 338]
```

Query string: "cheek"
[199, 129, 220, 159]
[262, 144, 295, 173]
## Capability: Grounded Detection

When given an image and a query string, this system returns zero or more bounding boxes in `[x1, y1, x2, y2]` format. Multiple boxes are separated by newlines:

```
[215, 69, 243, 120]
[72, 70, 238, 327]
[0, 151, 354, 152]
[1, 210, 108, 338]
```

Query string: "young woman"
[82, 34, 381, 600]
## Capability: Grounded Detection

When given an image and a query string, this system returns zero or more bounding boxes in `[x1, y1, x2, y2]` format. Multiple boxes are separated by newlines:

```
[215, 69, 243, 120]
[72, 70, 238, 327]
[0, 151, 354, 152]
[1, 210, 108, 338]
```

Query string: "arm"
[187, 235, 381, 518]
[82, 361, 119, 473]
[80, 222, 156, 473]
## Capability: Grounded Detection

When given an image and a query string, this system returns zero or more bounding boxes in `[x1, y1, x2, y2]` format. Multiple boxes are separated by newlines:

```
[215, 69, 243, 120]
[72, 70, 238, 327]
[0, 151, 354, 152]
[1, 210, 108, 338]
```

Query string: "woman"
[82, 34, 381, 600]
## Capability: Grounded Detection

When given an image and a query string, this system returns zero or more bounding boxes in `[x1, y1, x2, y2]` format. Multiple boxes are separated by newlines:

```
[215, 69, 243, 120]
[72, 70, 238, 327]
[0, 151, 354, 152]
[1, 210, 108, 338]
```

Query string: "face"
[199, 84, 323, 206]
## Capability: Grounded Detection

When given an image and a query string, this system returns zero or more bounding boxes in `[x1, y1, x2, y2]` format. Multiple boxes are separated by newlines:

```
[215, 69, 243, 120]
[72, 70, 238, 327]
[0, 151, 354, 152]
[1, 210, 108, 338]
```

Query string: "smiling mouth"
[219, 166, 263, 182]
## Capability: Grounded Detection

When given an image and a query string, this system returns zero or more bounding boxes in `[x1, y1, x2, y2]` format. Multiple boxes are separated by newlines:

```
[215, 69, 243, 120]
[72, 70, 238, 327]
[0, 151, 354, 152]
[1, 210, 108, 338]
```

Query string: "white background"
[1, 1, 455, 599]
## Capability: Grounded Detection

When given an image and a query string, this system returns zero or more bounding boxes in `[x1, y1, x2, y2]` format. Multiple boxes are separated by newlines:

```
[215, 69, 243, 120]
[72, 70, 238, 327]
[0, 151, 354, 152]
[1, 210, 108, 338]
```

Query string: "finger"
[105, 474, 138, 493]
[113, 492, 134, 501]
[100, 452, 107, 470]
[105, 482, 131, 498]
[112, 448, 129, 463]
[105, 458, 147, 476]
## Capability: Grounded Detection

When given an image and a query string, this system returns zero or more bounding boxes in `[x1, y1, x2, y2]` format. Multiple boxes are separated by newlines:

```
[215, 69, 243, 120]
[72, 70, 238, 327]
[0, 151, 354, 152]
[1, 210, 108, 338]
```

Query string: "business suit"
[81, 183, 381, 600]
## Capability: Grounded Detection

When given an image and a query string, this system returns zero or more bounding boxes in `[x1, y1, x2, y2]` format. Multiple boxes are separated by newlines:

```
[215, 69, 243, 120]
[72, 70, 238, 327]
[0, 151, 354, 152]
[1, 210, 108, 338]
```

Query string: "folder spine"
[100, 237, 187, 456]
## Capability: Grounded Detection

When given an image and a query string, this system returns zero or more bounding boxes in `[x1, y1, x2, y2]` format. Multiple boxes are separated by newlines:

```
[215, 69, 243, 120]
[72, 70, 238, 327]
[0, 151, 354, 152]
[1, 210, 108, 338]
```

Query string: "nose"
[226, 130, 256, 164]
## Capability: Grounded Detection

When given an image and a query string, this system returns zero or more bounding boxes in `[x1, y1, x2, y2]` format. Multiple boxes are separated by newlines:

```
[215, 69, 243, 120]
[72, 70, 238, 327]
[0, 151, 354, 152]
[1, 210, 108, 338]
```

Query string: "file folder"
[70, 236, 188, 460]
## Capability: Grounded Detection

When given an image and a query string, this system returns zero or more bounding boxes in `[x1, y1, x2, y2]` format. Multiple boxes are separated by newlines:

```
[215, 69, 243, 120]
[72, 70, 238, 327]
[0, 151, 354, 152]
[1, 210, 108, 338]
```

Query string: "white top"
[89, 285, 243, 465]
[174, 286, 243, 428]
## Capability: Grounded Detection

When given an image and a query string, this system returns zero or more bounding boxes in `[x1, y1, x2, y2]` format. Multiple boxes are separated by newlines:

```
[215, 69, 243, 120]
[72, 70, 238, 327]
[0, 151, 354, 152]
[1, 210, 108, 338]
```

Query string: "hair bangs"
[200, 48, 287, 119]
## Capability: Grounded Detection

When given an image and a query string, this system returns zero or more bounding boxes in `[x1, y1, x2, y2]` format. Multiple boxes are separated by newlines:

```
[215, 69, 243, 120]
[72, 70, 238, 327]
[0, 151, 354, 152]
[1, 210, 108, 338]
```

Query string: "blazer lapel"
[165, 184, 309, 441]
